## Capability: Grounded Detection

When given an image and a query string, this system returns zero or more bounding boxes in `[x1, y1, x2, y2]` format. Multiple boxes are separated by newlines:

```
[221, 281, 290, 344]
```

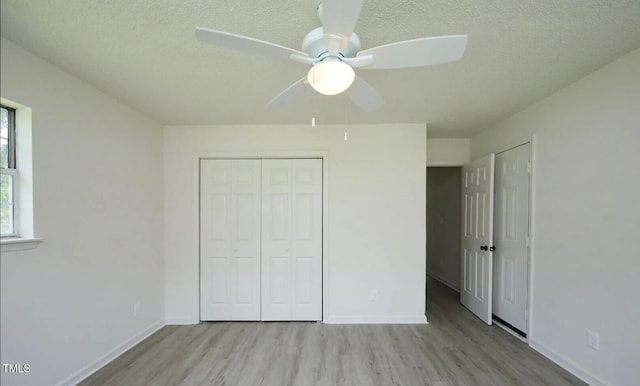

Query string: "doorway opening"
[426, 167, 462, 293]
[426, 142, 531, 340]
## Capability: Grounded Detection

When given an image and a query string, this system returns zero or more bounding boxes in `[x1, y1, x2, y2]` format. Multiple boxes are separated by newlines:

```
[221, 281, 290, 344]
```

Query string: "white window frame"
[1, 104, 18, 238]
[0, 99, 40, 252]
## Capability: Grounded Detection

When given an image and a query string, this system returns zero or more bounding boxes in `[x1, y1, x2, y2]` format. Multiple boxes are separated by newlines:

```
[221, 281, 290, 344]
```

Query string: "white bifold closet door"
[200, 159, 261, 321]
[261, 159, 322, 321]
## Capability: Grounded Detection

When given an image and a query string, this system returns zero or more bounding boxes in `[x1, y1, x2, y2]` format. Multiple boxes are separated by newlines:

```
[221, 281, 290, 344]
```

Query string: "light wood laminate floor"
[80, 279, 584, 385]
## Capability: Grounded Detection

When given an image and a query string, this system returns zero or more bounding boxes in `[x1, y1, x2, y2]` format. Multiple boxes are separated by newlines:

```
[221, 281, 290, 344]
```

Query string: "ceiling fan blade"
[196, 27, 309, 60]
[320, 0, 364, 53]
[346, 75, 384, 112]
[357, 35, 468, 69]
[266, 77, 310, 111]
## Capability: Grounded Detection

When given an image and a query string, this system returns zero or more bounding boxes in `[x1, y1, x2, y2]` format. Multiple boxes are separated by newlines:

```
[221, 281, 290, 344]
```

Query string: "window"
[0, 99, 37, 251]
[1, 104, 17, 237]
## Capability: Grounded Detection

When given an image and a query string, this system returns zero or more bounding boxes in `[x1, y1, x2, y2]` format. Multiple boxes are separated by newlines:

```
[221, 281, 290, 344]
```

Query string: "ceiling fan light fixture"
[307, 59, 355, 95]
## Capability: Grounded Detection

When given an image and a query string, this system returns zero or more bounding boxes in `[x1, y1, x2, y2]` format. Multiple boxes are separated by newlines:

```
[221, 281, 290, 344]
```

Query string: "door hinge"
[527, 162, 531, 174]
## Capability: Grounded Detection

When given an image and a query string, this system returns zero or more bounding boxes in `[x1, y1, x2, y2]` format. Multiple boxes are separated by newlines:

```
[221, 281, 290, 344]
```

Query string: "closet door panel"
[261, 160, 293, 320]
[262, 159, 322, 321]
[291, 159, 322, 320]
[229, 160, 262, 320]
[200, 160, 233, 320]
[200, 159, 261, 321]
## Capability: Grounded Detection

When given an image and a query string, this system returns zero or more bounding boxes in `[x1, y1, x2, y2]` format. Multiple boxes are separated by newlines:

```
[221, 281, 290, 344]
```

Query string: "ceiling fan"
[195, 0, 467, 112]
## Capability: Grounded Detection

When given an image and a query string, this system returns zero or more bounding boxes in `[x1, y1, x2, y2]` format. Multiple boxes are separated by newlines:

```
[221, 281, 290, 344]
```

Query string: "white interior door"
[200, 159, 261, 321]
[262, 159, 322, 321]
[460, 154, 495, 325]
[493, 143, 530, 334]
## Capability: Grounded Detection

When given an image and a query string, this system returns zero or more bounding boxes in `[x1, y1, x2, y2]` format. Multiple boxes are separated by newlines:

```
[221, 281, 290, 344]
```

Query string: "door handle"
[480, 245, 488, 251]
[489, 246, 496, 252]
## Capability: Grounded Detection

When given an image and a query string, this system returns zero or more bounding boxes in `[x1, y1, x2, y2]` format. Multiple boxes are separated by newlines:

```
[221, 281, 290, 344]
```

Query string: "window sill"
[1, 238, 42, 253]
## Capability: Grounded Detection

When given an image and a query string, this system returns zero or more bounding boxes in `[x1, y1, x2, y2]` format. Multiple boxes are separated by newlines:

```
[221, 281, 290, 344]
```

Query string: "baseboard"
[427, 272, 460, 292]
[166, 316, 199, 325]
[55, 319, 164, 386]
[529, 338, 607, 386]
[324, 315, 428, 324]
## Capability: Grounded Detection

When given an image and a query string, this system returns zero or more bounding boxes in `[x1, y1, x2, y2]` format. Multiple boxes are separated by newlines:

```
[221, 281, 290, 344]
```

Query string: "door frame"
[193, 151, 330, 323]
[425, 135, 536, 343]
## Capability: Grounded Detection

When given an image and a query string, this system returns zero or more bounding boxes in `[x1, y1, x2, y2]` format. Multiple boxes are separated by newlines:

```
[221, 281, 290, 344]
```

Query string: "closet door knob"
[480, 245, 488, 251]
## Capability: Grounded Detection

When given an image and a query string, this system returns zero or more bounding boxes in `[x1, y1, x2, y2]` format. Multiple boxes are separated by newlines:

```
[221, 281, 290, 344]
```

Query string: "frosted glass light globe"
[307, 60, 355, 95]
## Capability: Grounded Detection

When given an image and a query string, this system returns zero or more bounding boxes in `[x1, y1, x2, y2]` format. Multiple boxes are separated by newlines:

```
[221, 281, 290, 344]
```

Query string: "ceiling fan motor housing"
[302, 27, 361, 60]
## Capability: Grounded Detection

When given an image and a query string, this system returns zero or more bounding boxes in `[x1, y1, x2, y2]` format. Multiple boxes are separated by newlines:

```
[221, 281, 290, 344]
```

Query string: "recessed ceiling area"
[1, 0, 639, 137]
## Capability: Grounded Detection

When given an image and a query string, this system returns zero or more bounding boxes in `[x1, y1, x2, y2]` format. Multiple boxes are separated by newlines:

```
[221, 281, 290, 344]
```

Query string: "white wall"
[426, 138, 470, 166]
[471, 49, 640, 386]
[164, 124, 427, 324]
[0, 38, 164, 386]
[426, 167, 461, 290]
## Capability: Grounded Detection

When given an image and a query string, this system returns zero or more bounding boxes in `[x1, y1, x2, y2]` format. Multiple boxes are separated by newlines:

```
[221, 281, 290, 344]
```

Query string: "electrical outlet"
[133, 302, 141, 317]
[587, 330, 600, 350]
[371, 289, 379, 302]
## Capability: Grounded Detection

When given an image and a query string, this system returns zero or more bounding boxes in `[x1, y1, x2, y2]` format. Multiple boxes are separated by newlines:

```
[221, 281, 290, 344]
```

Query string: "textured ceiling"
[1, 0, 639, 137]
